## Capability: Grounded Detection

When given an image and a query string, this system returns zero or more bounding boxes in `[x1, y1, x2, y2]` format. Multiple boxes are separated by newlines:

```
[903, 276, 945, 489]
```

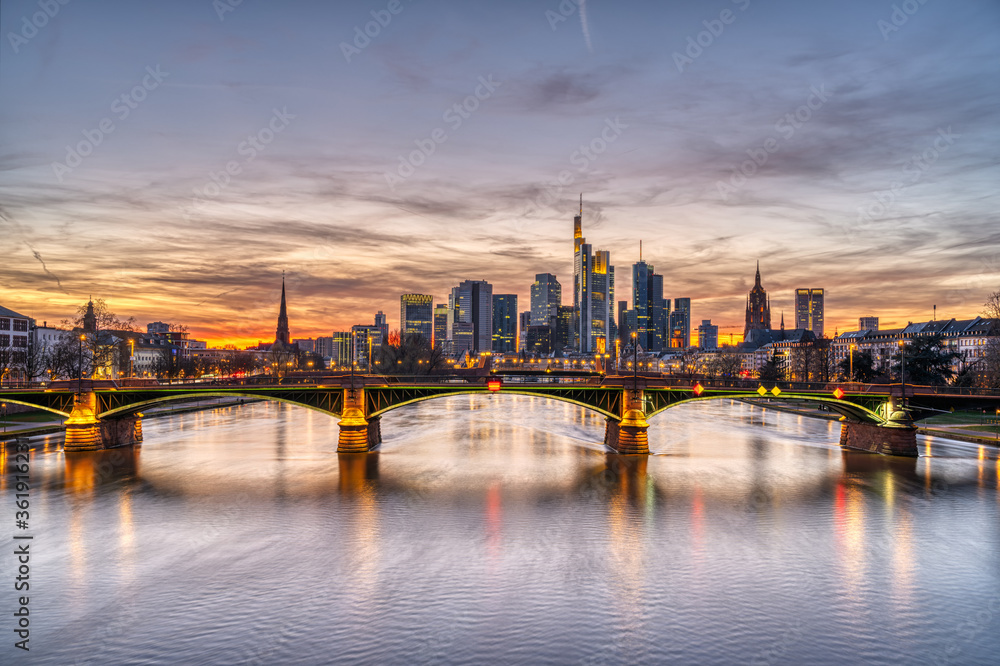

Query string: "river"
[4, 396, 999, 665]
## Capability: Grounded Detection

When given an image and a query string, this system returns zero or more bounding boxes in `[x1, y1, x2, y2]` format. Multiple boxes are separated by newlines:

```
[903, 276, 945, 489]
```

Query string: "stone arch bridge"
[3, 375, 997, 457]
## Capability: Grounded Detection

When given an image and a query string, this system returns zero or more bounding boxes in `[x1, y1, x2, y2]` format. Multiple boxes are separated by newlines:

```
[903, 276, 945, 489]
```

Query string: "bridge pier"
[63, 392, 142, 452]
[337, 388, 380, 453]
[839, 411, 917, 458]
[64, 392, 102, 452]
[605, 388, 650, 455]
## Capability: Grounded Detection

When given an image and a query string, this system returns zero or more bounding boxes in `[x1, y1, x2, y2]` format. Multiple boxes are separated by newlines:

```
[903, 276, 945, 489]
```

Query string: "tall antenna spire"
[579, 193, 583, 215]
[640, 240, 642, 262]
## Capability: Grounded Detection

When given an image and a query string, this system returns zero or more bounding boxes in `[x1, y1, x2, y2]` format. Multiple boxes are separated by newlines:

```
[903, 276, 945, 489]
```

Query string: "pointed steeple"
[780, 311, 785, 331]
[275, 272, 290, 346]
[754, 260, 761, 288]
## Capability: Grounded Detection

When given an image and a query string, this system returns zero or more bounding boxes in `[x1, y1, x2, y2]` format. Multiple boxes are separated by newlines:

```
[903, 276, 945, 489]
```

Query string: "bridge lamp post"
[849, 344, 856, 382]
[78, 334, 86, 394]
[632, 331, 638, 389]
[898, 339, 907, 406]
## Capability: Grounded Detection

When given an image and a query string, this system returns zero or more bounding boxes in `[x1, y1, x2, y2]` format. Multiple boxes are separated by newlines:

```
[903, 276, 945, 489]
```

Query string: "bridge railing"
[10, 374, 1000, 397]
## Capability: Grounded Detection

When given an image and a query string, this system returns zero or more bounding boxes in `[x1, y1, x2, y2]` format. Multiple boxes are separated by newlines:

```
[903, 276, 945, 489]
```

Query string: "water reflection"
[17, 398, 1000, 665]
[63, 447, 141, 494]
[337, 451, 380, 494]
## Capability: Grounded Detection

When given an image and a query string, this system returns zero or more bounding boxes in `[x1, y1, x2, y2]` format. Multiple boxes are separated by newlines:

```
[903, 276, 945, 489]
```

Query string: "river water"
[4, 396, 1000, 665]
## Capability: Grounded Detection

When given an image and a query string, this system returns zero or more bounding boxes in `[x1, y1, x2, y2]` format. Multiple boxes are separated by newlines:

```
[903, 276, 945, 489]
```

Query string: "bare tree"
[704, 351, 744, 378]
[984, 291, 1000, 320]
[268, 347, 298, 381]
[17, 339, 50, 382]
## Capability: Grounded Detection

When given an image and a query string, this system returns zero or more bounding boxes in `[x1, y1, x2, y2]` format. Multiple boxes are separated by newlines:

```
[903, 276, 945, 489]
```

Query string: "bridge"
[2, 374, 998, 457]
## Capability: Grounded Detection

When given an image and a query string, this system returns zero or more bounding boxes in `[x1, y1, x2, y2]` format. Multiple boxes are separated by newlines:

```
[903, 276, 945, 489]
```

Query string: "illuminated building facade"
[632, 260, 666, 352]
[400, 294, 433, 341]
[492, 294, 518, 353]
[530, 273, 561, 327]
[572, 197, 614, 353]
[670, 297, 691, 348]
[795, 288, 825, 338]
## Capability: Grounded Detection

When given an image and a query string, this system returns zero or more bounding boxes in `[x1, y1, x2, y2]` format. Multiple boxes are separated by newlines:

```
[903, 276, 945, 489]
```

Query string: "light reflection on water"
[4, 396, 999, 665]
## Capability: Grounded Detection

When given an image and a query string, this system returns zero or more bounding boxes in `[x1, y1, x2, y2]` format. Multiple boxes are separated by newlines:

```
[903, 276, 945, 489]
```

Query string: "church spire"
[275, 272, 290, 346]
[755, 260, 761, 288]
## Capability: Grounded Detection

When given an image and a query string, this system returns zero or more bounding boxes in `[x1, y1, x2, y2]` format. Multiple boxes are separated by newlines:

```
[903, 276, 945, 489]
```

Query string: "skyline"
[1, 0, 998, 346]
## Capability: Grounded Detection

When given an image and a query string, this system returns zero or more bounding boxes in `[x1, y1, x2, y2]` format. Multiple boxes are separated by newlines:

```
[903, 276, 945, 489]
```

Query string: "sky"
[1, 0, 998, 347]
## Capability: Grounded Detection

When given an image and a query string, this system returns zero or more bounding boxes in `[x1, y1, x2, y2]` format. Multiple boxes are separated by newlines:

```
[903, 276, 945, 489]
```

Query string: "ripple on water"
[13, 397, 1000, 665]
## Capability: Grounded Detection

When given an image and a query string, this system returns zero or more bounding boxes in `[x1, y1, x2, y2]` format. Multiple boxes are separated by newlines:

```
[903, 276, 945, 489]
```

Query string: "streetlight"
[78, 333, 86, 394]
[849, 343, 856, 382]
[898, 338, 907, 407]
[632, 331, 638, 389]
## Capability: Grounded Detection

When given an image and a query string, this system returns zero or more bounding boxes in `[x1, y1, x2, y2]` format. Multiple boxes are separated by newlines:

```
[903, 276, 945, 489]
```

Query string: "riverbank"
[0, 397, 261, 444]
[740, 398, 1000, 447]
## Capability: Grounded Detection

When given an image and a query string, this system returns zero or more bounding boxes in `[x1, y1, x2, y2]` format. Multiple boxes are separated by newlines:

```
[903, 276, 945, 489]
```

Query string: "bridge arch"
[0, 398, 72, 418]
[365, 388, 621, 421]
[644, 393, 885, 425]
[96, 391, 343, 420]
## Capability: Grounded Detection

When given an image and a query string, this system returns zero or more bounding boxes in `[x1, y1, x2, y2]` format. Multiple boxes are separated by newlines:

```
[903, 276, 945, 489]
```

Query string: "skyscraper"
[433, 304, 449, 349]
[617, 300, 631, 349]
[555, 306, 573, 351]
[400, 294, 433, 341]
[698, 320, 719, 350]
[530, 274, 561, 327]
[573, 197, 614, 353]
[590, 249, 614, 353]
[452, 280, 493, 353]
[519, 311, 531, 352]
[375, 311, 389, 344]
[632, 259, 665, 351]
[670, 297, 691, 348]
[744, 262, 771, 338]
[795, 288, 825, 337]
[492, 294, 518, 353]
